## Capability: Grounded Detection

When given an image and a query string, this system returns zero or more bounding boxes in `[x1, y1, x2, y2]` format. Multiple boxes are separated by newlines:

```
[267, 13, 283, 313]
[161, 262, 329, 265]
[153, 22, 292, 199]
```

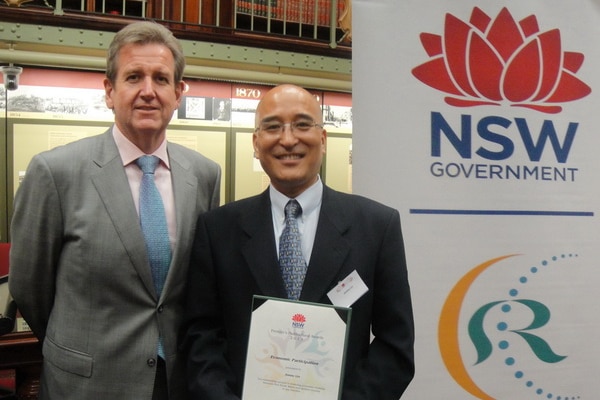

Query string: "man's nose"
[140, 77, 155, 95]
[279, 124, 299, 143]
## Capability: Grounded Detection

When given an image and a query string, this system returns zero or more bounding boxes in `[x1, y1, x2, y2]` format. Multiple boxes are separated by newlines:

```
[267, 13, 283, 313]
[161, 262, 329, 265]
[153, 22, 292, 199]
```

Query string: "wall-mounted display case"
[1, 67, 352, 241]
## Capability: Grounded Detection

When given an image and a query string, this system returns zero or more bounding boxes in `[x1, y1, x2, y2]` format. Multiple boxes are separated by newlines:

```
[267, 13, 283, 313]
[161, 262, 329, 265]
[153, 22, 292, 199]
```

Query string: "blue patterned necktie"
[137, 155, 172, 297]
[137, 155, 171, 359]
[279, 200, 306, 300]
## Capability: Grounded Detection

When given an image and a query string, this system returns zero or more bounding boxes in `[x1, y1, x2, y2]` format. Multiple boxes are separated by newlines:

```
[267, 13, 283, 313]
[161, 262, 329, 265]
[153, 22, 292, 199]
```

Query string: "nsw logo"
[412, 7, 591, 113]
[291, 313, 306, 329]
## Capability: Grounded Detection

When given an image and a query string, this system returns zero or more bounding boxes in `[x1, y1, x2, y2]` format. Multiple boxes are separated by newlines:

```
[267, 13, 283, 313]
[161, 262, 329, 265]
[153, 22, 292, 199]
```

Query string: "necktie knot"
[284, 199, 302, 219]
[136, 155, 160, 175]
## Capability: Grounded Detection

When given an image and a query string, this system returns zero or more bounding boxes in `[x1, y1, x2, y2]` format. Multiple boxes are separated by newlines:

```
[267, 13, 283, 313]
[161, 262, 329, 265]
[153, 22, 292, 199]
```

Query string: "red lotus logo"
[292, 313, 306, 323]
[412, 7, 591, 114]
[291, 313, 306, 329]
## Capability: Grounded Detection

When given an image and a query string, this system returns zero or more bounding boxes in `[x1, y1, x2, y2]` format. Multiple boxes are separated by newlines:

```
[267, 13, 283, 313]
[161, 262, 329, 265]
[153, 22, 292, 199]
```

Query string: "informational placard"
[242, 296, 351, 400]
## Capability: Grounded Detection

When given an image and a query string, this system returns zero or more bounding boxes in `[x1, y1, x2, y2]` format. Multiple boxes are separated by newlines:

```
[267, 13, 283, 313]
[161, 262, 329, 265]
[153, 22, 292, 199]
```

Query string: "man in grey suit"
[9, 21, 220, 399]
[183, 84, 415, 399]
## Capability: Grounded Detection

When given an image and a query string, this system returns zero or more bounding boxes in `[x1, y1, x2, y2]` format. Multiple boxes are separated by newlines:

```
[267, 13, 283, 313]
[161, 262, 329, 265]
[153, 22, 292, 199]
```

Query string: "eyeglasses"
[255, 120, 323, 135]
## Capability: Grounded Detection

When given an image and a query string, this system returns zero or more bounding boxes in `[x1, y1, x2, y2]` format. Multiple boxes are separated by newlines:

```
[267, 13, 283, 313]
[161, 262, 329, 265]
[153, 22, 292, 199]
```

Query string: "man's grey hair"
[106, 21, 185, 84]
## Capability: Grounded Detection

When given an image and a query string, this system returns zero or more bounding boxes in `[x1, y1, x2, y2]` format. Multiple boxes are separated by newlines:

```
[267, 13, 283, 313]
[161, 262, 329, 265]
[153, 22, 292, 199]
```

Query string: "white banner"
[353, 1, 600, 398]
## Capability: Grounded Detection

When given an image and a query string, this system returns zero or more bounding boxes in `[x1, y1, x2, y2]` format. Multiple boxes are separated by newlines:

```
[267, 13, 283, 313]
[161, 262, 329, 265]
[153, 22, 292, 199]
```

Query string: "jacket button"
[147, 358, 156, 367]
[157, 305, 164, 313]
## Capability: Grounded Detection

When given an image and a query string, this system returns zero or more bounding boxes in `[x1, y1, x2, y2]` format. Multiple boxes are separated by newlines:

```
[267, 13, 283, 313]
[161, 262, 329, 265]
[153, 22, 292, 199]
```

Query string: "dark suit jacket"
[184, 186, 415, 399]
[9, 129, 221, 399]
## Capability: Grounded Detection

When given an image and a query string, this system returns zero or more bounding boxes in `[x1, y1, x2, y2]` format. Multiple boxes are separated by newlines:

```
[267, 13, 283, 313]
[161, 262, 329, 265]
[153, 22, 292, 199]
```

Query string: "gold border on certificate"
[242, 295, 351, 400]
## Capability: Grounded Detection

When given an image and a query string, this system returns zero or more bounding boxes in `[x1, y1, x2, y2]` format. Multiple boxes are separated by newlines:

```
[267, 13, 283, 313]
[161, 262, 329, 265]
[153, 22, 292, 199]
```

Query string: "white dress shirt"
[270, 177, 323, 264]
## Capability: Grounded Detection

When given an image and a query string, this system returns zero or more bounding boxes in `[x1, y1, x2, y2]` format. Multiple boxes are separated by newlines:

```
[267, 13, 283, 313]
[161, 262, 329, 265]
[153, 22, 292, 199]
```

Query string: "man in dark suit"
[183, 84, 414, 399]
[9, 21, 220, 399]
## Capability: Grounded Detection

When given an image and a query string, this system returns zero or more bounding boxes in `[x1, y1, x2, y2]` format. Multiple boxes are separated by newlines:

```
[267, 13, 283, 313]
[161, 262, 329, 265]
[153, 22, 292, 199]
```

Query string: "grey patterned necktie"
[279, 199, 306, 300]
[137, 155, 171, 358]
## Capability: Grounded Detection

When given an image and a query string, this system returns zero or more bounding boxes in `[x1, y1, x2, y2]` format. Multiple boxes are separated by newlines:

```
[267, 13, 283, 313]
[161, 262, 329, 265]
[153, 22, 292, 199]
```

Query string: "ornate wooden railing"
[0, 0, 351, 59]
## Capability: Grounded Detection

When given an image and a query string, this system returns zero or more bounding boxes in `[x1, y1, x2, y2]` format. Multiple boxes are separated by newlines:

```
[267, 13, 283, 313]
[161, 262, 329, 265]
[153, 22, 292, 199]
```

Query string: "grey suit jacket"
[184, 186, 415, 399]
[9, 129, 221, 399]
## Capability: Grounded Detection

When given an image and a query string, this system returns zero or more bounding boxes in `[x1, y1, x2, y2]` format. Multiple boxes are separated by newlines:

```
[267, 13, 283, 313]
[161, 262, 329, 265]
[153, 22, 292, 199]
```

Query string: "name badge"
[327, 270, 368, 308]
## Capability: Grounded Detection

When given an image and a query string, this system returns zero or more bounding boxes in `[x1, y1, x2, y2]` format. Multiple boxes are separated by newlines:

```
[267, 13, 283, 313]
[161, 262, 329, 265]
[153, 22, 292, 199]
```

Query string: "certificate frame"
[241, 295, 351, 400]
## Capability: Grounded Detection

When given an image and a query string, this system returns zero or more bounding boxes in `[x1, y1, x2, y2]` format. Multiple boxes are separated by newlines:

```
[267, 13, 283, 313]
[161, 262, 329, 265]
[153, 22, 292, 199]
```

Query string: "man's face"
[104, 43, 183, 145]
[253, 85, 326, 198]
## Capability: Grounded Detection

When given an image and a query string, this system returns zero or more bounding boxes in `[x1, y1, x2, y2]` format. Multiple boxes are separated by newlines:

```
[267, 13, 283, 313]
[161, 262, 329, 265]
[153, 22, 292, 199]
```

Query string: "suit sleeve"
[209, 164, 221, 210]
[182, 214, 240, 400]
[343, 208, 415, 399]
[9, 154, 64, 341]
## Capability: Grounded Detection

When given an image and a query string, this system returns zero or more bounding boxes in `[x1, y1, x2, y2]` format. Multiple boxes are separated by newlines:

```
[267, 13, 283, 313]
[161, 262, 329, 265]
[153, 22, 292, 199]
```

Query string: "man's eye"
[264, 124, 282, 132]
[294, 122, 313, 130]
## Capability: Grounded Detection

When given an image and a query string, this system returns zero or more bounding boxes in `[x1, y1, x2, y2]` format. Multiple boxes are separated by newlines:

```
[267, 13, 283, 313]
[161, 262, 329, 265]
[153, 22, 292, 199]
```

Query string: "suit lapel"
[163, 145, 198, 295]
[240, 191, 289, 299]
[300, 187, 351, 302]
[90, 131, 156, 297]
[239, 187, 352, 303]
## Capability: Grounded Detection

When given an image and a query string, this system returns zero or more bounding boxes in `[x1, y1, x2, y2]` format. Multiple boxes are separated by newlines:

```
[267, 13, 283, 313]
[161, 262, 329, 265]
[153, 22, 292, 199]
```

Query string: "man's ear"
[103, 78, 114, 110]
[175, 80, 185, 105]
[252, 133, 260, 159]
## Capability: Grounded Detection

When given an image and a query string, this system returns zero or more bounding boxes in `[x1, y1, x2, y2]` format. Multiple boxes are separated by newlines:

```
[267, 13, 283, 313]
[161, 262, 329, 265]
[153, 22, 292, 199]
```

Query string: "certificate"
[242, 295, 351, 400]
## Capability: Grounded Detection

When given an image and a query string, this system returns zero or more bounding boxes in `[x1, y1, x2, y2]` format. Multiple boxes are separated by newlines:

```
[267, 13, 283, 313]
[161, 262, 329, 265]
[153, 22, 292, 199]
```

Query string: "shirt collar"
[270, 177, 323, 222]
[112, 125, 170, 169]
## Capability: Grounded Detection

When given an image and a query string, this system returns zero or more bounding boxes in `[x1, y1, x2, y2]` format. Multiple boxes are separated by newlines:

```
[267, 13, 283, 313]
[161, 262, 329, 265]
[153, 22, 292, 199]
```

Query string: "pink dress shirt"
[112, 127, 177, 252]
